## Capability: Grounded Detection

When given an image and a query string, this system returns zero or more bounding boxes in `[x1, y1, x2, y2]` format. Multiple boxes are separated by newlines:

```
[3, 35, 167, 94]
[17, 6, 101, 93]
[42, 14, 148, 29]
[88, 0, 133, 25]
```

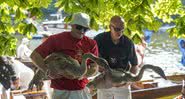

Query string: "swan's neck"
[81, 53, 99, 69]
[129, 65, 147, 81]
[80, 54, 92, 74]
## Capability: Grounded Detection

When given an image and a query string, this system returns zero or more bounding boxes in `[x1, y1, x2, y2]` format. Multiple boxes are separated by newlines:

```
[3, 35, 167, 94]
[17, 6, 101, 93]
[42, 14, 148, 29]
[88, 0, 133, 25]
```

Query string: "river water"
[141, 27, 185, 81]
[142, 31, 185, 87]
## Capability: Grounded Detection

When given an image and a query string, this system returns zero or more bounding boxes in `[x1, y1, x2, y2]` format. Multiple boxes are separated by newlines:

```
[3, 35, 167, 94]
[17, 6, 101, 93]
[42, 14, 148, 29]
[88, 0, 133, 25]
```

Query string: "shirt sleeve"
[86, 41, 99, 65]
[128, 42, 138, 66]
[90, 41, 99, 57]
[35, 36, 56, 58]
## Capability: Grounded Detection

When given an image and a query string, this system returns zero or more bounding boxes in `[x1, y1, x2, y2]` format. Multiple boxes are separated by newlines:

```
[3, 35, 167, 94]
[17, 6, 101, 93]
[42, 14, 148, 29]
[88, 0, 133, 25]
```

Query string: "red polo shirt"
[35, 32, 98, 90]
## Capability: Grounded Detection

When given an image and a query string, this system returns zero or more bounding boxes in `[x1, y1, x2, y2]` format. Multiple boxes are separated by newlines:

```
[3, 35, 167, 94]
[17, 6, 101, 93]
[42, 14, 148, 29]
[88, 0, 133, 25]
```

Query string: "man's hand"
[30, 50, 49, 73]
[28, 70, 44, 91]
[85, 63, 99, 77]
[130, 65, 138, 74]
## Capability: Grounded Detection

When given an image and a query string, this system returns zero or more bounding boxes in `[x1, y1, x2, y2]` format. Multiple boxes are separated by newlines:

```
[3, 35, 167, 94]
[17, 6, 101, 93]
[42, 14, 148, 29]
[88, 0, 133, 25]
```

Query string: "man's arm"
[129, 41, 139, 74]
[130, 65, 138, 74]
[31, 50, 63, 79]
[85, 40, 100, 77]
[30, 50, 47, 72]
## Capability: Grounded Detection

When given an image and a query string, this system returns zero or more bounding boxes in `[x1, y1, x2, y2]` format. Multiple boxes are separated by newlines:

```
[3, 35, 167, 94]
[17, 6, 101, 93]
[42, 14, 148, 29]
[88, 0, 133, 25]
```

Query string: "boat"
[131, 74, 185, 99]
[10, 72, 184, 99]
[18, 61, 185, 99]
[136, 74, 183, 98]
[92, 74, 185, 99]
[132, 83, 181, 99]
[10, 90, 47, 99]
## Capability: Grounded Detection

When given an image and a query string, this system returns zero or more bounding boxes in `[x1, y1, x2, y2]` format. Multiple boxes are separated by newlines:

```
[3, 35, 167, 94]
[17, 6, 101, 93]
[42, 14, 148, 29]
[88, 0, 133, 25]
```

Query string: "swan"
[29, 52, 106, 90]
[44, 52, 106, 79]
[88, 64, 167, 89]
[29, 52, 167, 91]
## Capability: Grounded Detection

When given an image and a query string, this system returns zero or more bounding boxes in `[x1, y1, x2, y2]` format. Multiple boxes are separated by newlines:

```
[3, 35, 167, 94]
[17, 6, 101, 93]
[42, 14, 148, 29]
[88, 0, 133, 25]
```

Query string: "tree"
[55, 0, 185, 43]
[0, 0, 51, 55]
[0, 0, 184, 55]
[42, 0, 58, 19]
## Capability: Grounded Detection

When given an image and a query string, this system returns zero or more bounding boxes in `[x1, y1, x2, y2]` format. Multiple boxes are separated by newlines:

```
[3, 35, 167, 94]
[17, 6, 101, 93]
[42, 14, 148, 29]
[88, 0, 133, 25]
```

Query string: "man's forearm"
[130, 66, 138, 74]
[30, 50, 48, 72]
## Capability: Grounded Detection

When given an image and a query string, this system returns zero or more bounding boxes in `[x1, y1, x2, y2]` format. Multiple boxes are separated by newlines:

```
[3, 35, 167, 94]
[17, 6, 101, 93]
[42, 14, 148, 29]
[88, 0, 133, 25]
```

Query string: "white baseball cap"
[70, 12, 90, 28]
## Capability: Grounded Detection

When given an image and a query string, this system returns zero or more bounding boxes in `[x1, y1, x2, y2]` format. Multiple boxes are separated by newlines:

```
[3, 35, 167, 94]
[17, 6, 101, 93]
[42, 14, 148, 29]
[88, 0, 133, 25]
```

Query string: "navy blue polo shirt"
[94, 31, 138, 70]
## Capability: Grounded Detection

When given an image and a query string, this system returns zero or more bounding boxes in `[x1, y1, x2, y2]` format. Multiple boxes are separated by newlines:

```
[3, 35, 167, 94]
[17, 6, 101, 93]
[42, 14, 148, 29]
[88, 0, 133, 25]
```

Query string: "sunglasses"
[111, 25, 124, 32]
[76, 25, 89, 33]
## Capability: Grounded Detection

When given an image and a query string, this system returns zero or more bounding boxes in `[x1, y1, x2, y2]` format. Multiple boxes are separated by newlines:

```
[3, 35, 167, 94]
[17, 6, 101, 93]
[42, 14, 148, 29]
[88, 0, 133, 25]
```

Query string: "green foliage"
[0, 33, 17, 56]
[0, 0, 51, 56]
[1, 0, 185, 56]
[55, 0, 185, 44]
[42, 0, 58, 19]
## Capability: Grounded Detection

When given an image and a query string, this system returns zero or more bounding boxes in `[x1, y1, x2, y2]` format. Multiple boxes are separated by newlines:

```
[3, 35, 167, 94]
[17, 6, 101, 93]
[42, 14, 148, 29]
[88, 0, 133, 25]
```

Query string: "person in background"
[178, 39, 185, 66]
[11, 77, 21, 90]
[16, 38, 32, 61]
[94, 15, 138, 99]
[131, 37, 147, 90]
[30, 12, 99, 99]
[42, 24, 49, 31]
[134, 29, 152, 68]
[135, 37, 147, 68]
[144, 29, 153, 44]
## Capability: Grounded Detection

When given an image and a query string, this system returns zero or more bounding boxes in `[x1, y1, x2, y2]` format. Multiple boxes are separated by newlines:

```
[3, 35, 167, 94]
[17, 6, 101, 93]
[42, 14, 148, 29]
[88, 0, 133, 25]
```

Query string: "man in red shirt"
[30, 12, 99, 99]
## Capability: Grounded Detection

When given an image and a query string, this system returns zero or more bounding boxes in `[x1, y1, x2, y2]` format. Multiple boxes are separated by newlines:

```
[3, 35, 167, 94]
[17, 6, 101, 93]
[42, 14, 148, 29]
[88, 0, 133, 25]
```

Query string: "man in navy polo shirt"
[94, 15, 138, 99]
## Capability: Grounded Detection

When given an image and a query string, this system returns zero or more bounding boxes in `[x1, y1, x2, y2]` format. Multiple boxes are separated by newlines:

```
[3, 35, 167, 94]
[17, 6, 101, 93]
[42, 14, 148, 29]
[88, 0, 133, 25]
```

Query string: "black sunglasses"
[76, 25, 89, 33]
[111, 25, 124, 32]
